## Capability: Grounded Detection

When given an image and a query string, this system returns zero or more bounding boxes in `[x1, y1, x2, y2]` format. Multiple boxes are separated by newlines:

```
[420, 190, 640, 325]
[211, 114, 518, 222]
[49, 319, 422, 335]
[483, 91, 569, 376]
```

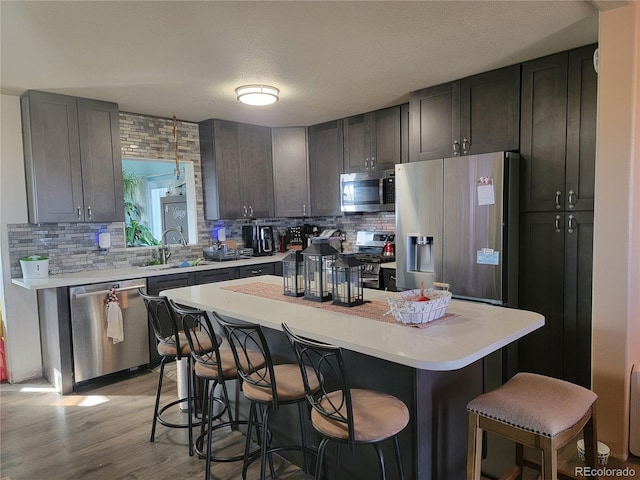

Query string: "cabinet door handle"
[251, 269, 262, 275]
[567, 214, 576, 234]
[390, 275, 396, 281]
[243, 205, 248, 217]
[453, 140, 460, 156]
[462, 138, 470, 155]
[555, 215, 561, 232]
[302, 204, 306, 216]
[568, 190, 576, 209]
[87, 206, 92, 219]
[248, 205, 254, 217]
[76, 206, 82, 219]
[371, 157, 375, 170]
[555, 191, 562, 209]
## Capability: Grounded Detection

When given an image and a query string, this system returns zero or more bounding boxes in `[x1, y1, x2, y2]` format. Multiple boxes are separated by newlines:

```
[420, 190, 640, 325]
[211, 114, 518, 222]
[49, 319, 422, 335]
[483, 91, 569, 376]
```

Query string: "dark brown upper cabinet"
[199, 119, 274, 220]
[410, 65, 520, 161]
[520, 44, 597, 212]
[20, 90, 123, 223]
[272, 127, 310, 218]
[308, 119, 344, 217]
[343, 105, 403, 173]
[565, 45, 598, 212]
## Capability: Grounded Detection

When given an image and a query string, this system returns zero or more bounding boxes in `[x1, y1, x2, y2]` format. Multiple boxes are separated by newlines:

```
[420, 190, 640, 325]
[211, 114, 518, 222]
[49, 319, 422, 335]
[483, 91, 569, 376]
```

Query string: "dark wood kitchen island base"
[163, 276, 544, 480]
[248, 327, 484, 480]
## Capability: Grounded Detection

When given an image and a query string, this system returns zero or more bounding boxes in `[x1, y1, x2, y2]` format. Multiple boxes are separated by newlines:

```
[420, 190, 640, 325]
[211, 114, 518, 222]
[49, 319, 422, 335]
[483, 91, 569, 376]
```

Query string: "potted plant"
[122, 169, 160, 247]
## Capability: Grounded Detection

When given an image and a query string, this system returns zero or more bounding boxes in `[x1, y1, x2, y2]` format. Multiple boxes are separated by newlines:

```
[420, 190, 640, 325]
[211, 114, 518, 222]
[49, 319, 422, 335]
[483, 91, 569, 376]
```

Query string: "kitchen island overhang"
[162, 275, 544, 372]
[162, 275, 544, 480]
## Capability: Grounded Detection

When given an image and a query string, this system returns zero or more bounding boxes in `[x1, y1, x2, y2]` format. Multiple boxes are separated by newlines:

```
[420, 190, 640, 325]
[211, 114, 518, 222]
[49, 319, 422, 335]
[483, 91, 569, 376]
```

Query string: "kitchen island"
[163, 275, 544, 480]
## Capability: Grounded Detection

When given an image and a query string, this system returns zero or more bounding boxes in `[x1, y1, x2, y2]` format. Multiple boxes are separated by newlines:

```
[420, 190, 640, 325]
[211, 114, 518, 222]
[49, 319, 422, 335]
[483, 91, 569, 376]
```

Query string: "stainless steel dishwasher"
[70, 279, 149, 383]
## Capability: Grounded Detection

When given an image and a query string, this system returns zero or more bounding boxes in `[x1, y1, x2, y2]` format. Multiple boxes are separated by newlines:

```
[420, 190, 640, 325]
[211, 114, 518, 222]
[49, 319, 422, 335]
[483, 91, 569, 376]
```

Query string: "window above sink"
[122, 158, 197, 247]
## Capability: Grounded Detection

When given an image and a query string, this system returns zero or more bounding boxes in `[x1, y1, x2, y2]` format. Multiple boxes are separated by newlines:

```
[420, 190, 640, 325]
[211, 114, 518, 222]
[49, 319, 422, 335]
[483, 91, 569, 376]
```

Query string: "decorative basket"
[387, 284, 452, 325]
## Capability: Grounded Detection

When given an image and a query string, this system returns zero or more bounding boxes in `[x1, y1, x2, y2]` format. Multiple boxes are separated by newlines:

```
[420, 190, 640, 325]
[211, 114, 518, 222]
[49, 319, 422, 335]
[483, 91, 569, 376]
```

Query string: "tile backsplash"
[8, 111, 396, 278]
[7, 213, 395, 278]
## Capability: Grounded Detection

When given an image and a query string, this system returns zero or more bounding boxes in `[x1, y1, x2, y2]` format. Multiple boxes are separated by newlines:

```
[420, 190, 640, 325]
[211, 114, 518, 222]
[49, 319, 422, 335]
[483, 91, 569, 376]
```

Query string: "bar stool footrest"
[156, 396, 203, 429]
[195, 420, 260, 462]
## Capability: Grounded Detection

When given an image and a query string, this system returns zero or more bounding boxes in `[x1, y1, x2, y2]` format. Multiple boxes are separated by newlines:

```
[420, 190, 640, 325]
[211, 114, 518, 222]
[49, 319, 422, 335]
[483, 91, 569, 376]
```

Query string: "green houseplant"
[122, 169, 160, 247]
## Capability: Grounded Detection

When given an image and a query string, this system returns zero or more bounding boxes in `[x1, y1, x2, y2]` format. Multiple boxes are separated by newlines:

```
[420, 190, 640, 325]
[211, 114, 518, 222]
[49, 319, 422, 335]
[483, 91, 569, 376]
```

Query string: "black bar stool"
[214, 314, 318, 480]
[139, 290, 202, 456]
[282, 322, 409, 480]
[170, 302, 262, 480]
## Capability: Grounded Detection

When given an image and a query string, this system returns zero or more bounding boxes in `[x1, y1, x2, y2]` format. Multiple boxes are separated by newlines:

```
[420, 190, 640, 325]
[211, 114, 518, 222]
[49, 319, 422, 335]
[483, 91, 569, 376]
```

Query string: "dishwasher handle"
[73, 284, 146, 299]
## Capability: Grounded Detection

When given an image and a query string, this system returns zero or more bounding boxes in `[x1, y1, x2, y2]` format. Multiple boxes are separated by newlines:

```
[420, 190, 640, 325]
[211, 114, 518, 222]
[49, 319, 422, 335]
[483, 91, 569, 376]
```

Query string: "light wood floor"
[0, 368, 312, 480]
[2, 368, 639, 480]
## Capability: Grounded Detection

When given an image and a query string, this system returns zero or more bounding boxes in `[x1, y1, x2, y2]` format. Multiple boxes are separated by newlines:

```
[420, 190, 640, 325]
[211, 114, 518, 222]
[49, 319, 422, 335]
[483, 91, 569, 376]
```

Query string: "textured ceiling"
[1, 1, 600, 127]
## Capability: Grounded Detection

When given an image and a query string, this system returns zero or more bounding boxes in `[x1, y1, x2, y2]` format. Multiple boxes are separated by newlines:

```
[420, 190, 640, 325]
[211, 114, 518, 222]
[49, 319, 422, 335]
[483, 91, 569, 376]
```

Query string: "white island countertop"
[11, 253, 287, 290]
[163, 275, 544, 372]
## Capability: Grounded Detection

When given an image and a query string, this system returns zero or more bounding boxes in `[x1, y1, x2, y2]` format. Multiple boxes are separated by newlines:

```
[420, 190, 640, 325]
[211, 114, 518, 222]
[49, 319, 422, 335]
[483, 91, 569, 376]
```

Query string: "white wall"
[592, 2, 640, 459]
[0, 94, 42, 382]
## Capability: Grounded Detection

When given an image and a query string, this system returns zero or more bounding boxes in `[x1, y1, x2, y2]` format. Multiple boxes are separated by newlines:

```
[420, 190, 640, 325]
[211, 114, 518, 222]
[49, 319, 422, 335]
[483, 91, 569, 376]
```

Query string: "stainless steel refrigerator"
[395, 152, 519, 306]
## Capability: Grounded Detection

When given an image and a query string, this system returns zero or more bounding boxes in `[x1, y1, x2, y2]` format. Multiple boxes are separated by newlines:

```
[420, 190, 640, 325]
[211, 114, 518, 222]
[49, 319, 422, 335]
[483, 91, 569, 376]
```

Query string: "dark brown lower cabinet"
[518, 211, 594, 388]
[381, 268, 397, 292]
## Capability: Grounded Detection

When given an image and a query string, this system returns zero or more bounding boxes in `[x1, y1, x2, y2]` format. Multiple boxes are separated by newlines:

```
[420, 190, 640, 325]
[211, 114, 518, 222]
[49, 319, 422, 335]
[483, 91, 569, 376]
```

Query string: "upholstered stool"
[466, 372, 598, 480]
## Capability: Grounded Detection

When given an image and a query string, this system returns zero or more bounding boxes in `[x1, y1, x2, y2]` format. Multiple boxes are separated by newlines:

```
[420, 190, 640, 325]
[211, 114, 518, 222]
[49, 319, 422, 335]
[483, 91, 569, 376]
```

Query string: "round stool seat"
[194, 347, 265, 380]
[467, 372, 597, 438]
[157, 330, 212, 356]
[312, 388, 410, 443]
[242, 364, 319, 403]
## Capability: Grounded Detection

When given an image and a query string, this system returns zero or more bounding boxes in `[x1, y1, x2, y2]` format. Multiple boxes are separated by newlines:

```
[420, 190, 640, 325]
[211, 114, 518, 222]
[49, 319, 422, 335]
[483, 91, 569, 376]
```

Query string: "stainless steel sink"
[138, 259, 218, 270]
[137, 263, 183, 271]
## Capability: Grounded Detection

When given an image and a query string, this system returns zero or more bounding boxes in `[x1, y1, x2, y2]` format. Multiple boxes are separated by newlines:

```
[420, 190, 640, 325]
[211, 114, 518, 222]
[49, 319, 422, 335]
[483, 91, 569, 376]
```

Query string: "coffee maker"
[242, 224, 274, 256]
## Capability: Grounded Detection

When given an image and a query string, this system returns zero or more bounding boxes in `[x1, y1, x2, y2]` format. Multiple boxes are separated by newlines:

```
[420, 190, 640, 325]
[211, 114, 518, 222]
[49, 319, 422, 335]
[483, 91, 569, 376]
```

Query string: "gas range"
[354, 231, 395, 289]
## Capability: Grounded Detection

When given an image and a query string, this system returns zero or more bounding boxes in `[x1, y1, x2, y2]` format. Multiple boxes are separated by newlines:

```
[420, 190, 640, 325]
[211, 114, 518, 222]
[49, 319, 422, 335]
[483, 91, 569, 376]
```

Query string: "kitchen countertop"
[163, 275, 544, 371]
[11, 253, 288, 290]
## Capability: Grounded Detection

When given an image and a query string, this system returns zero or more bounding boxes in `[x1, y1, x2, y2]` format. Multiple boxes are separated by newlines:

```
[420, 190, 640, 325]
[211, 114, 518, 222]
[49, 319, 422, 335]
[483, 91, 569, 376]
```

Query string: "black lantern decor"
[332, 254, 364, 307]
[302, 238, 338, 302]
[282, 250, 304, 297]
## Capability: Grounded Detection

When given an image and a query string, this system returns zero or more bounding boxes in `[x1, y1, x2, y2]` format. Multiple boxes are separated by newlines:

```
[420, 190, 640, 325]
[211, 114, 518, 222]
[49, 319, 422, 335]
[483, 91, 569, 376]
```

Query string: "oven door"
[362, 276, 380, 290]
[361, 263, 381, 289]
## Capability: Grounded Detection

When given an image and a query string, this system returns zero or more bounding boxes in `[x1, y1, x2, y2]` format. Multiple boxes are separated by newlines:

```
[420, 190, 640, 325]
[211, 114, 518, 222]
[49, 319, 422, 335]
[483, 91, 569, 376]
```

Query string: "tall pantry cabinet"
[518, 44, 598, 388]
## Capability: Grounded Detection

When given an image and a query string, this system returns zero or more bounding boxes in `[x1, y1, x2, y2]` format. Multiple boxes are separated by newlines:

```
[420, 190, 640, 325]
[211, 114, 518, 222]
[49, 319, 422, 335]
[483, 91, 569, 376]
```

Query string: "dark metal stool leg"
[394, 435, 405, 480]
[242, 402, 257, 480]
[315, 438, 330, 480]
[374, 443, 386, 480]
[150, 356, 166, 442]
[298, 401, 311, 474]
[187, 356, 194, 456]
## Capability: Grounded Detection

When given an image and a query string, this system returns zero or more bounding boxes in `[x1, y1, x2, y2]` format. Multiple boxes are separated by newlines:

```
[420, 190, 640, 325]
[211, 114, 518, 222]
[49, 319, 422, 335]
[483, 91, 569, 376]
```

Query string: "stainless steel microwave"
[340, 169, 395, 213]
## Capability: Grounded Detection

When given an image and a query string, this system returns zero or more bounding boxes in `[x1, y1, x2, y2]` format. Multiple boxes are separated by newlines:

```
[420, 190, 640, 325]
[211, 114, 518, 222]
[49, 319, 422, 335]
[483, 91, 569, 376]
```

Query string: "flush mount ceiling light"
[235, 85, 279, 106]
